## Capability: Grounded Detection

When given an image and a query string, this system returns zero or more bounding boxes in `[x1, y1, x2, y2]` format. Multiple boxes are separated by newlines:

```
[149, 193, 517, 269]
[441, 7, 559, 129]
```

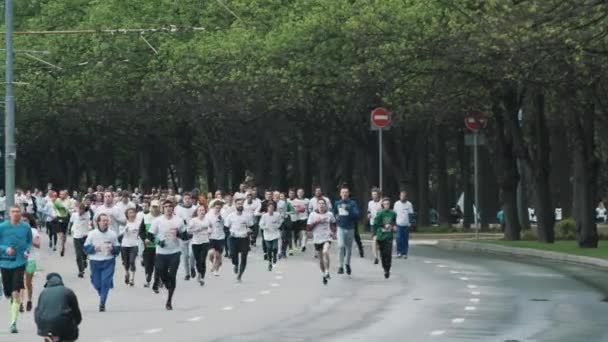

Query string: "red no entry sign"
[371, 107, 391, 129]
[464, 111, 488, 133]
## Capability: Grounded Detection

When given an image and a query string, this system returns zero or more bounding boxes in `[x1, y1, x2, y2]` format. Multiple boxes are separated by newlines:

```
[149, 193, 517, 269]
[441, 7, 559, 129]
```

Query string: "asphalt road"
[1, 236, 607, 342]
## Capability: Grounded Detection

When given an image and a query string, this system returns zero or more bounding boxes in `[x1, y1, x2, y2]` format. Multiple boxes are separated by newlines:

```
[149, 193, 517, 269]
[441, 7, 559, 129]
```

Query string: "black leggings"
[47, 222, 57, 248]
[142, 248, 156, 284]
[230, 237, 249, 276]
[223, 227, 231, 256]
[354, 226, 364, 255]
[155, 252, 181, 291]
[73, 237, 87, 273]
[378, 239, 392, 273]
[121, 246, 138, 272]
[191, 243, 210, 278]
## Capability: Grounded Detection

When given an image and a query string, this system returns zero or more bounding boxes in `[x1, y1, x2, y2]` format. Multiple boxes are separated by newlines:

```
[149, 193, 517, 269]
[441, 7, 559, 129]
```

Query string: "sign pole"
[379, 128, 383, 192]
[5, 0, 15, 208]
[473, 131, 479, 240]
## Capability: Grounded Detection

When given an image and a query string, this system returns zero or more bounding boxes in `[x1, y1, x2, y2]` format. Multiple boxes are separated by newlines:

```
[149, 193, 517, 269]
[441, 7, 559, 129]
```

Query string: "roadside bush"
[521, 231, 536, 241]
[555, 218, 577, 240]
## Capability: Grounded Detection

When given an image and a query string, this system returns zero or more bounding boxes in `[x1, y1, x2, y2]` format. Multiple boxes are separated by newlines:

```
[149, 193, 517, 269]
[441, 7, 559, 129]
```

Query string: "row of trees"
[2, 0, 607, 247]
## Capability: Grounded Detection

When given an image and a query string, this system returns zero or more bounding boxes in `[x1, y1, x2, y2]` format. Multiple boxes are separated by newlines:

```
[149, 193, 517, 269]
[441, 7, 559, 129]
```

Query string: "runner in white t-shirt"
[367, 188, 382, 265]
[119, 208, 141, 287]
[69, 203, 93, 278]
[225, 199, 254, 282]
[188, 206, 210, 286]
[306, 198, 336, 285]
[259, 201, 283, 271]
[204, 200, 226, 276]
[149, 200, 187, 310]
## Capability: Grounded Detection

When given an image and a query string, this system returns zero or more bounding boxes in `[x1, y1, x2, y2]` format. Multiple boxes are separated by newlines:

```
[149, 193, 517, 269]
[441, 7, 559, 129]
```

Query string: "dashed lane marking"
[452, 318, 465, 324]
[143, 328, 163, 334]
[465, 306, 476, 311]
[222, 306, 234, 311]
[430, 330, 446, 336]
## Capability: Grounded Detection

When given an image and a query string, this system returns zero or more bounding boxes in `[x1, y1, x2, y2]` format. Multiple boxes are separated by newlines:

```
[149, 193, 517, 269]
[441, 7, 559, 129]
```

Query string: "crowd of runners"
[0, 182, 415, 337]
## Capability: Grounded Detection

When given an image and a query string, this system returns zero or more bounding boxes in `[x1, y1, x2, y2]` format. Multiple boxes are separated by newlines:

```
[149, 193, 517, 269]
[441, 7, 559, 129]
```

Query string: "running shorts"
[25, 260, 37, 274]
[314, 241, 331, 252]
[210, 239, 224, 253]
[1, 265, 26, 297]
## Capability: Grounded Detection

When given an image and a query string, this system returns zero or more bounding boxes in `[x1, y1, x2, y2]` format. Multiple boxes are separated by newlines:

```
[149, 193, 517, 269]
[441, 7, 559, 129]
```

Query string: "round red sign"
[371, 107, 391, 128]
[464, 111, 488, 132]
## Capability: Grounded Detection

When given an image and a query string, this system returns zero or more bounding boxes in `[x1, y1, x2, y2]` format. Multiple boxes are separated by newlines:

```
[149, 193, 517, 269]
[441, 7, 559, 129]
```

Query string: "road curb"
[434, 240, 608, 270]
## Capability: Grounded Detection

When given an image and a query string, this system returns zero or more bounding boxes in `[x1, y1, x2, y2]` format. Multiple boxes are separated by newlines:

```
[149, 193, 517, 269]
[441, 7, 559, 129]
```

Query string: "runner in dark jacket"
[35, 273, 82, 341]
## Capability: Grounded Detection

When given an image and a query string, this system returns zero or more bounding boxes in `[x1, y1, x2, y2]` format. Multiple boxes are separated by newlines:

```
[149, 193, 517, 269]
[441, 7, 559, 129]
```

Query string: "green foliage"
[0, 0, 605, 191]
[556, 218, 577, 240]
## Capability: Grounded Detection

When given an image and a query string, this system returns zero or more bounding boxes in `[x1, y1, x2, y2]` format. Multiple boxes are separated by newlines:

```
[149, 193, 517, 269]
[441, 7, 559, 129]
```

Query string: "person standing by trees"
[84, 213, 120, 312]
[374, 198, 397, 279]
[393, 191, 414, 259]
[334, 186, 360, 276]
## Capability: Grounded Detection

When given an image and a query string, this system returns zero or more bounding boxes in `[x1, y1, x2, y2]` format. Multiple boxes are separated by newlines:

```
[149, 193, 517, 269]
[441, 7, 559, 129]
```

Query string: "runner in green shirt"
[373, 198, 397, 279]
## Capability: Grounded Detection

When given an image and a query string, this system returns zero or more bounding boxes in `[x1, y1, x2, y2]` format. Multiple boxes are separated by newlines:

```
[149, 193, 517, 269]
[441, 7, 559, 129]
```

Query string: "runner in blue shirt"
[0, 206, 33, 334]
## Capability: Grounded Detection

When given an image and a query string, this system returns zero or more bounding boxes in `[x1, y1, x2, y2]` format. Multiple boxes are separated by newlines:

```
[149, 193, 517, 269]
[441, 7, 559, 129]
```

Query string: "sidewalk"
[434, 240, 608, 270]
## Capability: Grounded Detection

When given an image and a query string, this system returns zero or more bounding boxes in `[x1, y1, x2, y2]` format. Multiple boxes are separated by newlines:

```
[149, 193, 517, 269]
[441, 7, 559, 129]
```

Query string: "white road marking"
[423, 260, 434, 264]
[222, 306, 234, 311]
[243, 298, 257, 303]
[452, 318, 465, 324]
[187, 316, 203, 322]
[449, 270, 460, 274]
[471, 291, 481, 295]
[459, 277, 469, 281]
[430, 330, 445, 336]
[144, 328, 163, 334]
[467, 284, 477, 289]
[275, 275, 284, 280]
[470, 298, 480, 303]
[260, 290, 271, 295]
[270, 283, 280, 287]
[465, 306, 476, 311]
[436, 264, 447, 268]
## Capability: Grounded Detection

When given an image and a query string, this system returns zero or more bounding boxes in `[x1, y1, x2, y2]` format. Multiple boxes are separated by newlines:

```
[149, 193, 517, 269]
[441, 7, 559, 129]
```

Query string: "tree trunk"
[516, 161, 531, 230]
[319, 136, 332, 195]
[205, 152, 216, 193]
[494, 91, 521, 240]
[435, 126, 451, 225]
[479, 145, 499, 228]
[416, 128, 430, 227]
[569, 100, 599, 248]
[531, 92, 555, 243]
[459, 130, 473, 229]
[549, 120, 572, 218]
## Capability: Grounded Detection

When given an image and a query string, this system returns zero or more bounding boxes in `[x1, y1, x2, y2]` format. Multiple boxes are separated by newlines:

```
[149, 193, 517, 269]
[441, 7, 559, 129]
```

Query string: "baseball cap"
[151, 200, 160, 207]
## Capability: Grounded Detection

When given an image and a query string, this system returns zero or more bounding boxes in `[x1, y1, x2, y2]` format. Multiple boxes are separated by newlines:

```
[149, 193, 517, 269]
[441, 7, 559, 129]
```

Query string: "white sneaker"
[214, 270, 220, 277]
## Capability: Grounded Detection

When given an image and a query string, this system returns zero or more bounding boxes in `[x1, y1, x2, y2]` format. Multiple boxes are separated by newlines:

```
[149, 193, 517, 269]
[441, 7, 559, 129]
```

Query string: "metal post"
[473, 131, 479, 239]
[379, 128, 383, 192]
[5, 0, 15, 207]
